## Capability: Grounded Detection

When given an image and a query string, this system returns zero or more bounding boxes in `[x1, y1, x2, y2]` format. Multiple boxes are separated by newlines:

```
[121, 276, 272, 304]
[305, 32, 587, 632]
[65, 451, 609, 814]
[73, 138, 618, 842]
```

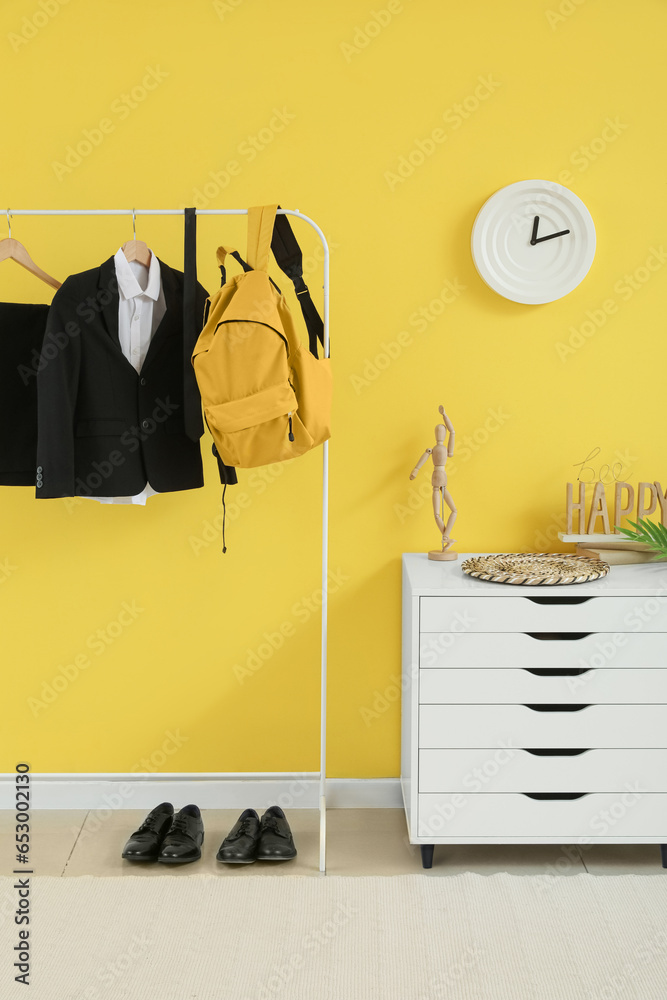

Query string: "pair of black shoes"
[122, 803, 203, 864]
[217, 807, 296, 864]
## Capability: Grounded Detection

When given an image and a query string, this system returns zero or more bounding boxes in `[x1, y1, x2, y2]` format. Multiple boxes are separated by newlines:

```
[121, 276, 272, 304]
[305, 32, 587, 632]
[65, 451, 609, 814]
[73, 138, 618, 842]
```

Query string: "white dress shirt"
[85, 249, 166, 505]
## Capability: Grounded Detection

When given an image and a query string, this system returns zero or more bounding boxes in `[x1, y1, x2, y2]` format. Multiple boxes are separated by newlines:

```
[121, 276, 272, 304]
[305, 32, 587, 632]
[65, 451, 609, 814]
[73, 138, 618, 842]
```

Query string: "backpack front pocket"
[204, 381, 313, 468]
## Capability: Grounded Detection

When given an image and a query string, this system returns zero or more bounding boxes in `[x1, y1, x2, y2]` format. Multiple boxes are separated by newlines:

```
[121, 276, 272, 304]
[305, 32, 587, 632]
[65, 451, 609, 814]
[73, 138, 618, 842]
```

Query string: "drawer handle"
[524, 704, 590, 712]
[526, 632, 592, 641]
[524, 668, 591, 677]
[525, 596, 594, 606]
[524, 748, 591, 756]
[523, 792, 589, 800]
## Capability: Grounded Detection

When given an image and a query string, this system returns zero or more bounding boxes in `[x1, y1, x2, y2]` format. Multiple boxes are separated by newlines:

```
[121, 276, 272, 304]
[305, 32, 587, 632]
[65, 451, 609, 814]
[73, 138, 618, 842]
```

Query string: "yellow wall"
[1, 0, 666, 776]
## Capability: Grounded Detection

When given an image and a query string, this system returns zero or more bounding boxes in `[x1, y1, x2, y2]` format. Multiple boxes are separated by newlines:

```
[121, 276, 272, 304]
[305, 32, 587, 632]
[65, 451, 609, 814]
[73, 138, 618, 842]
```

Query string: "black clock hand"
[534, 228, 571, 243]
[530, 216, 539, 245]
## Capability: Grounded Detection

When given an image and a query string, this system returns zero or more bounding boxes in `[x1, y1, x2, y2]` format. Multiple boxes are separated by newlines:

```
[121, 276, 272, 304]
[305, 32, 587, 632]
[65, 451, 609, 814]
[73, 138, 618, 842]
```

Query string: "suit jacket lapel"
[141, 258, 179, 371]
[98, 256, 122, 351]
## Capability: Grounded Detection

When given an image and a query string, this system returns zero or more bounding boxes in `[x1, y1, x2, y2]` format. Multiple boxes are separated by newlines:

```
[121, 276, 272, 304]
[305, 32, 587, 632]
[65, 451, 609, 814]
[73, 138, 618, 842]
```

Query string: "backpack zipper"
[213, 320, 290, 356]
[287, 374, 296, 441]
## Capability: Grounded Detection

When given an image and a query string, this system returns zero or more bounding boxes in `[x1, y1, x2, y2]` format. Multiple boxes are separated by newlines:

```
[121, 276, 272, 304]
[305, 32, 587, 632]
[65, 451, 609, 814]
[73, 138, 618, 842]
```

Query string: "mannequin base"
[428, 550, 458, 561]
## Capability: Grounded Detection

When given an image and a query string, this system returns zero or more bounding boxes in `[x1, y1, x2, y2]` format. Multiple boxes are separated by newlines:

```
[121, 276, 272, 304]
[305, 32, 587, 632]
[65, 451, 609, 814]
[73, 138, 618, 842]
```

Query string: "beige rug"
[2, 874, 667, 999]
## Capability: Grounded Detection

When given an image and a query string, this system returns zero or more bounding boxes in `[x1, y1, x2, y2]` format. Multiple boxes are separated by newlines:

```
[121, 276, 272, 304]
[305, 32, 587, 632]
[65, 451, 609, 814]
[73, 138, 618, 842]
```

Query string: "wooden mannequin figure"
[409, 405, 458, 561]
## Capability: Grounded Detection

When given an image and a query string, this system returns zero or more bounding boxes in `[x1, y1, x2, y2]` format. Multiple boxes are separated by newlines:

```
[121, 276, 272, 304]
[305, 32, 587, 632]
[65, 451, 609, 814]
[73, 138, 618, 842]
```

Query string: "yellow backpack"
[192, 205, 331, 469]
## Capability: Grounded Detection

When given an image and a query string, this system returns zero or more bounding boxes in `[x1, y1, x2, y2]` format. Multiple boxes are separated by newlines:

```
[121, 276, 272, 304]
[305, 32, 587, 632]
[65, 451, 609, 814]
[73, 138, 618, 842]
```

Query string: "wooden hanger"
[121, 209, 151, 267]
[0, 210, 61, 289]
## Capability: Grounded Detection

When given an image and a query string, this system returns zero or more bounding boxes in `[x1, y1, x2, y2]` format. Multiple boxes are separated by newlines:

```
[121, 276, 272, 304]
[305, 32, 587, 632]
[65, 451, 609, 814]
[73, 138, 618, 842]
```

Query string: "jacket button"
[142, 420, 150, 430]
[140, 378, 146, 386]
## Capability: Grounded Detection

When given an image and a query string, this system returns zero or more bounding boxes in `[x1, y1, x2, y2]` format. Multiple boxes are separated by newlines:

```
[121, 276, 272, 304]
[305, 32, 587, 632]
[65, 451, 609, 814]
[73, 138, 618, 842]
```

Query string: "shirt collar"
[114, 247, 161, 301]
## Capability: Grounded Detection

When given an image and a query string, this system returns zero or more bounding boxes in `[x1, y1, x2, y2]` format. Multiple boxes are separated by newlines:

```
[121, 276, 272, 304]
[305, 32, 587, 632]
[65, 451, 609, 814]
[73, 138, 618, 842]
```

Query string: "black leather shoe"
[217, 808, 261, 864]
[122, 803, 174, 861]
[158, 805, 204, 864]
[256, 806, 297, 861]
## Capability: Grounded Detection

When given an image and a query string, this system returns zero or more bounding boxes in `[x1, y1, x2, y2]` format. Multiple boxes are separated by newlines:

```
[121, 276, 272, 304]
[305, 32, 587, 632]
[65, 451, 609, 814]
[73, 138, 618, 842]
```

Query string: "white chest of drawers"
[401, 553, 667, 869]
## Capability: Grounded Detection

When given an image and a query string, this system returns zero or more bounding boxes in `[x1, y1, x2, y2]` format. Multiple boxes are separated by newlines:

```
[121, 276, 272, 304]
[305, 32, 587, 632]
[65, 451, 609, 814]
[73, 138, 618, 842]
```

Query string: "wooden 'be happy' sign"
[566, 481, 667, 534]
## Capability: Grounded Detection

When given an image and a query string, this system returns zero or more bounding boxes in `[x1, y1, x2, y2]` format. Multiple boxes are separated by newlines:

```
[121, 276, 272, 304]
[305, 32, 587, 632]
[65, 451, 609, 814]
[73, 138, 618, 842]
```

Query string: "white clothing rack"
[6, 208, 330, 873]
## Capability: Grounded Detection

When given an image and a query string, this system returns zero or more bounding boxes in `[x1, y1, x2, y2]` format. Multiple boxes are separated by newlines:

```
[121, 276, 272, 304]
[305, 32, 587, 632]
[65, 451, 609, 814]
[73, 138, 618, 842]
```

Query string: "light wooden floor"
[1, 809, 665, 877]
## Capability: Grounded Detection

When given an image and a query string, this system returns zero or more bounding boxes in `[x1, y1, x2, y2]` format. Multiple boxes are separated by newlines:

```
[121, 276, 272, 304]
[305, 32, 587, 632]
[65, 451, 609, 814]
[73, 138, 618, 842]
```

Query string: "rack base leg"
[660, 844, 667, 869]
[319, 793, 326, 873]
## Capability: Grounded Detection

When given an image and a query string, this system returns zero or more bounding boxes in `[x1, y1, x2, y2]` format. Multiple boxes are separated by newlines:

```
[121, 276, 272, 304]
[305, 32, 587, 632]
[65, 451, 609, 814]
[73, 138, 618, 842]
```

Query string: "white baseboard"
[0, 774, 402, 811]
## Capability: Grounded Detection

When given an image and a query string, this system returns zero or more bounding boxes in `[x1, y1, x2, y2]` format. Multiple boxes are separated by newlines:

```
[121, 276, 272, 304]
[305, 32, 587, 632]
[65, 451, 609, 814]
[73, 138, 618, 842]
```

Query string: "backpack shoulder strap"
[247, 204, 278, 272]
[216, 245, 252, 286]
[270, 210, 325, 358]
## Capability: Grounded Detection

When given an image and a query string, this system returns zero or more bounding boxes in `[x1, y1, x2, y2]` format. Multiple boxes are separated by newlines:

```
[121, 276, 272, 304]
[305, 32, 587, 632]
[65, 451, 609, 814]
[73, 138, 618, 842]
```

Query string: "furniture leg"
[661, 845, 667, 869]
[420, 844, 435, 869]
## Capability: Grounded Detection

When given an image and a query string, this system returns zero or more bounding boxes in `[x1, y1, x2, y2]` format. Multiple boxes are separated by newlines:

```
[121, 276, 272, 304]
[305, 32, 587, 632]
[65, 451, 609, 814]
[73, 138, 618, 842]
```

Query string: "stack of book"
[558, 533, 658, 565]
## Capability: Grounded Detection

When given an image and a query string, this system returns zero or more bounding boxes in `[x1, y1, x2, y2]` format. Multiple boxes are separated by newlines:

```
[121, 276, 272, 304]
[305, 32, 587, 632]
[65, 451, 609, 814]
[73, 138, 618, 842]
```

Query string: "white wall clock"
[471, 179, 596, 304]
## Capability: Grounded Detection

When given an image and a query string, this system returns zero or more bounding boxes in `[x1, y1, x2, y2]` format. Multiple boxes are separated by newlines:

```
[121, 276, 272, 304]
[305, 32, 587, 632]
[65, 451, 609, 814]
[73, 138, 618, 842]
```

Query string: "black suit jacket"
[36, 255, 235, 499]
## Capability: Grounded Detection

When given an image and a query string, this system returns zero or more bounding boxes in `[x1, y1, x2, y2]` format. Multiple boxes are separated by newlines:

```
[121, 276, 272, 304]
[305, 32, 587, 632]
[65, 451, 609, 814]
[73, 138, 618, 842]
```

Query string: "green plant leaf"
[619, 518, 667, 558]
[614, 518, 667, 558]
[641, 519, 662, 544]
[646, 521, 667, 550]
